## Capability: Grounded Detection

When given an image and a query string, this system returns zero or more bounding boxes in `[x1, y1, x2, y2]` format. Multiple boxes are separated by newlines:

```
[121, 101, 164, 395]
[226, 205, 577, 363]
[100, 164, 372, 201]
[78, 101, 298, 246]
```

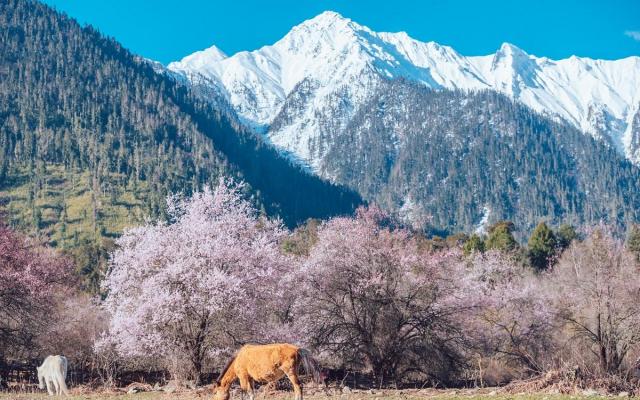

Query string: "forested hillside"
[0, 0, 361, 288]
[310, 79, 640, 235]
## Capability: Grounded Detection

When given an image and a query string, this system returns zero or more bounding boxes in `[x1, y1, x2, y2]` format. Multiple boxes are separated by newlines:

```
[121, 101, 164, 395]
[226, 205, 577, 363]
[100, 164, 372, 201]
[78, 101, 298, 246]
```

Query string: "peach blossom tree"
[0, 222, 74, 361]
[98, 180, 292, 382]
[549, 227, 640, 375]
[293, 207, 472, 384]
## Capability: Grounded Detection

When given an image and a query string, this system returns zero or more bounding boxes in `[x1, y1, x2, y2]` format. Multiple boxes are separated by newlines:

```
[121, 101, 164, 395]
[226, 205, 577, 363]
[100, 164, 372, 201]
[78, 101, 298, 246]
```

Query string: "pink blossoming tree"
[0, 221, 74, 361]
[549, 226, 640, 375]
[98, 180, 292, 382]
[294, 206, 471, 385]
[464, 251, 556, 377]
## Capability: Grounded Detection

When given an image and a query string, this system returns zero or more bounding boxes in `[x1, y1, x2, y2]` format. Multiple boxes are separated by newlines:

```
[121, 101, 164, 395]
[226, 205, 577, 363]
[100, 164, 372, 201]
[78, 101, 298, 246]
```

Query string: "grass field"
[0, 389, 615, 400]
[0, 164, 150, 248]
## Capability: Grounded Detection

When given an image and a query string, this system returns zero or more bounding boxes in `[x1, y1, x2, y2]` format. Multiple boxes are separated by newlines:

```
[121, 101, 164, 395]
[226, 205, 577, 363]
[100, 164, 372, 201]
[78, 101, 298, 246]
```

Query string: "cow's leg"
[238, 373, 253, 400]
[283, 369, 303, 400]
[247, 378, 255, 400]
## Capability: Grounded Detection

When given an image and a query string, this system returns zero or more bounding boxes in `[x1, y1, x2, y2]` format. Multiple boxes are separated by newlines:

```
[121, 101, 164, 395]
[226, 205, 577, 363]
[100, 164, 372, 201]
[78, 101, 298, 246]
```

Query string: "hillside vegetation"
[0, 0, 361, 284]
[310, 80, 640, 236]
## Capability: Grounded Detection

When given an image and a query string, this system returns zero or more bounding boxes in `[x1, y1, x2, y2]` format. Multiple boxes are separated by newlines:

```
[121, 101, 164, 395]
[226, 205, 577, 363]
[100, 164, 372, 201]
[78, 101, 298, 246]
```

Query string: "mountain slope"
[0, 0, 361, 250]
[169, 11, 640, 165]
[316, 79, 640, 234]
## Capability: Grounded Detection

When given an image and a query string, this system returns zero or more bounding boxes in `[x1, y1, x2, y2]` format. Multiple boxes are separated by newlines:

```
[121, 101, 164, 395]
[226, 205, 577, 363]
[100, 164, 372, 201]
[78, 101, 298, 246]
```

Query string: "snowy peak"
[168, 11, 640, 165]
[488, 42, 540, 95]
[296, 10, 355, 31]
[494, 42, 528, 59]
[267, 10, 365, 64]
[283, 10, 369, 45]
[196, 44, 227, 61]
[169, 44, 227, 71]
[491, 42, 534, 73]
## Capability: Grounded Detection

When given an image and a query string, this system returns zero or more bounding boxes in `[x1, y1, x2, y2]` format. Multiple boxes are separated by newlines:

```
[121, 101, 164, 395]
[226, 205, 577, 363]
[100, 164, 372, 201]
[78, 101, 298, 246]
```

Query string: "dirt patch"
[501, 369, 638, 397]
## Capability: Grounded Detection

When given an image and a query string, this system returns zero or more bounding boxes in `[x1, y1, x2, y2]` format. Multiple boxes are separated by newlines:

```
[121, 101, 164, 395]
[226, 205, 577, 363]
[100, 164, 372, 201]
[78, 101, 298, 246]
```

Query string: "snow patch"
[475, 206, 491, 235]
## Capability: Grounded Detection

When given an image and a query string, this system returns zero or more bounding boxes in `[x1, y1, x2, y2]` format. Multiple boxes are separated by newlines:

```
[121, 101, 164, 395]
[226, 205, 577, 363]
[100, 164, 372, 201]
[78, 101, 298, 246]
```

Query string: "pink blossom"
[98, 179, 293, 382]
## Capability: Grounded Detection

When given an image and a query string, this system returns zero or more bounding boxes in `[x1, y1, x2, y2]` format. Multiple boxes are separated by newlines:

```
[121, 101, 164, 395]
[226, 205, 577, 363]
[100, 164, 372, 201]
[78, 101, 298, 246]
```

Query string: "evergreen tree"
[0, 0, 361, 253]
[486, 221, 518, 252]
[463, 234, 485, 255]
[627, 224, 640, 262]
[556, 224, 578, 250]
[318, 78, 640, 238]
[528, 222, 557, 271]
[281, 219, 320, 256]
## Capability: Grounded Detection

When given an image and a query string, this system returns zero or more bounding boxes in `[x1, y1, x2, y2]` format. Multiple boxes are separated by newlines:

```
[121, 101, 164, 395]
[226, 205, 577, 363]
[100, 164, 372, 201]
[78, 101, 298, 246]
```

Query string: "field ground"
[0, 388, 616, 400]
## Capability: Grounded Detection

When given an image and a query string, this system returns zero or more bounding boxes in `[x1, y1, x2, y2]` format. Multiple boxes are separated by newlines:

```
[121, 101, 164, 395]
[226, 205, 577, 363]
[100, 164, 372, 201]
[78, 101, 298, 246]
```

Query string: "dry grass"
[0, 388, 616, 400]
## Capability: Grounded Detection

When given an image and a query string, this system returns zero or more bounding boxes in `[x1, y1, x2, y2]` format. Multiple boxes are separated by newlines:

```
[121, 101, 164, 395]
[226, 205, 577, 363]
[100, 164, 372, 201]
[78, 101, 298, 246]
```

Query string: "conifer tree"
[485, 221, 518, 252]
[463, 234, 485, 255]
[556, 224, 578, 250]
[627, 224, 640, 262]
[528, 222, 557, 271]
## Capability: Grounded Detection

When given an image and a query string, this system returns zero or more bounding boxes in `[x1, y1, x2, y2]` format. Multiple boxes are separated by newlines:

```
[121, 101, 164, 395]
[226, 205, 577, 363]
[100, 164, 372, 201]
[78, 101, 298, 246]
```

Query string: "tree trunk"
[189, 318, 209, 385]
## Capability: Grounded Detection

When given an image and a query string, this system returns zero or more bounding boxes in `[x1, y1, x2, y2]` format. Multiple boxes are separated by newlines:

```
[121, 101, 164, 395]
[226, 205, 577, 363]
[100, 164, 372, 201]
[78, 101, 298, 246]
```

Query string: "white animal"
[37, 355, 69, 396]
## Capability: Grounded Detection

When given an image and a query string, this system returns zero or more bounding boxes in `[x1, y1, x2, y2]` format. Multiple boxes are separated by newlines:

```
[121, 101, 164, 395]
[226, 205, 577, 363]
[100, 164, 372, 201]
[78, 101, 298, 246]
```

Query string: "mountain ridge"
[167, 11, 640, 234]
[314, 79, 640, 235]
[168, 10, 640, 166]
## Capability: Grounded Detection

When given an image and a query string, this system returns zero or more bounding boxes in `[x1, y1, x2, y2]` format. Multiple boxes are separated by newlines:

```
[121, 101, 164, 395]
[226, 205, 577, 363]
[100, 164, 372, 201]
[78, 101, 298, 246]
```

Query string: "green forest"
[0, 0, 361, 289]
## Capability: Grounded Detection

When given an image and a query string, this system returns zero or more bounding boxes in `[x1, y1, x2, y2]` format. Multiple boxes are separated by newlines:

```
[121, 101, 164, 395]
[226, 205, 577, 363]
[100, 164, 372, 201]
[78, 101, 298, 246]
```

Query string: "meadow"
[0, 165, 150, 247]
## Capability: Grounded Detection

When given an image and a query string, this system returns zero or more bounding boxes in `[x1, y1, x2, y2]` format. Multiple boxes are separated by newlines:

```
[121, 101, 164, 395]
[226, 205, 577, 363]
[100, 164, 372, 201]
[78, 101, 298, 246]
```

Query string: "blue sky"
[42, 0, 640, 65]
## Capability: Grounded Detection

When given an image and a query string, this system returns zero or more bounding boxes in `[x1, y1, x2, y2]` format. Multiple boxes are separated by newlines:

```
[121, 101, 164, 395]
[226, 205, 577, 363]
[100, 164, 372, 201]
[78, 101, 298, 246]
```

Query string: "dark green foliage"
[316, 79, 640, 238]
[627, 224, 640, 261]
[281, 218, 320, 256]
[66, 238, 115, 293]
[0, 0, 361, 245]
[485, 221, 518, 252]
[556, 224, 578, 250]
[463, 233, 485, 255]
[528, 222, 557, 271]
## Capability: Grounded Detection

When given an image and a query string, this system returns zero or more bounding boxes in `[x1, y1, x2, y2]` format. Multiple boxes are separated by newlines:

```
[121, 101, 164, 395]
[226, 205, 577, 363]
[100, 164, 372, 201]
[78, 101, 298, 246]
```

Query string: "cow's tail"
[298, 348, 323, 385]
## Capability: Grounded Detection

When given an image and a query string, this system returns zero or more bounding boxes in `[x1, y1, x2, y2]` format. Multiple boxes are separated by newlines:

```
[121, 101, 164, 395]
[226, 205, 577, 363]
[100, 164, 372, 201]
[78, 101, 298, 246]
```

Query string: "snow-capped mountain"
[168, 11, 640, 168]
